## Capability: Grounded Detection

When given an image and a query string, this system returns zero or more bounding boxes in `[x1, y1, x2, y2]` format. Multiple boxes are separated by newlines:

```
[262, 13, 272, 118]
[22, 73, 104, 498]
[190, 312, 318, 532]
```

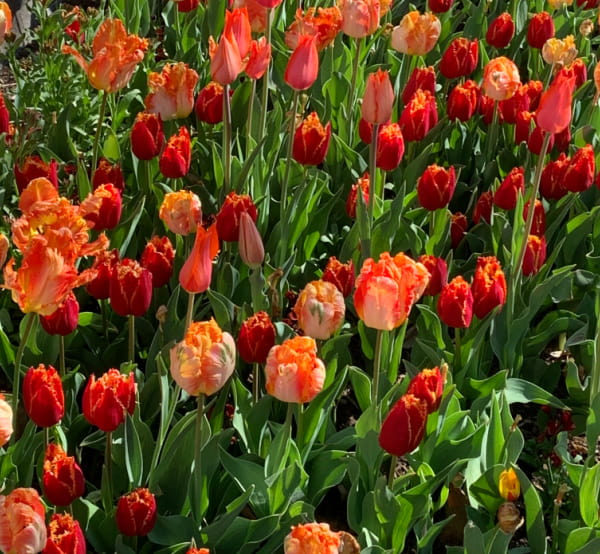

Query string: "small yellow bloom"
[547, 0, 573, 8]
[498, 468, 520, 501]
[542, 35, 577, 66]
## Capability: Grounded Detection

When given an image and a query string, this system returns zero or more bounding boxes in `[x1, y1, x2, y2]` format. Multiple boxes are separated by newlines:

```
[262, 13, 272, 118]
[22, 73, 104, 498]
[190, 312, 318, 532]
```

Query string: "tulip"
[0, 2, 11, 42]
[14, 155, 58, 193]
[482, 56, 521, 101]
[0, 233, 7, 270]
[82, 368, 136, 432]
[494, 167, 525, 210]
[523, 200, 546, 237]
[40, 292, 79, 336]
[239, 211, 264, 268]
[563, 144, 595, 193]
[160, 126, 192, 178]
[379, 393, 429, 456]
[391, 11, 441, 56]
[402, 66, 436, 105]
[361, 69, 394, 125]
[498, 468, 520, 501]
[439, 37, 478, 79]
[418, 255, 448, 296]
[42, 443, 85, 506]
[246, 37, 271, 80]
[473, 191, 493, 225]
[339, 0, 379, 38]
[159, 190, 202, 235]
[400, 89, 438, 142]
[92, 158, 125, 192]
[80, 183, 123, 231]
[471, 256, 507, 319]
[284, 522, 341, 554]
[209, 30, 243, 86]
[527, 121, 555, 155]
[44, 513, 86, 554]
[417, 164, 456, 210]
[322, 256, 355, 297]
[526, 80, 544, 109]
[264, 336, 326, 403]
[0, 488, 47, 554]
[499, 84, 531, 124]
[536, 67, 576, 134]
[140, 236, 175, 288]
[292, 112, 331, 166]
[145, 62, 199, 121]
[571, 58, 587, 89]
[170, 318, 236, 396]
[116, 488, 157, 537]
[527, 12, 554, 49]
[540, 153, 570, 200]
[554, 125, 572, 153]
[450, 212, 467, 248]
[522, 234, 547, 276]
[407, 366, 447, 413]
[0, 394, 12, 446]
[64, 8, 84, 45]
[179, 223, 220, 294]
[515, 110, 533, 144]
[238, 311, 276, 364]
[447, 80, 480, 122]
[285, 7, 342, 51]
[542, 36, 577, 66]
[284, 34, 319, 91]
[486, 12, 514, 49]
[294, 280, 345, 340]
[174, 0, 201, 11]
[186, 549, 210, 554]
[346, 172, 370, 218]
[478, 95, 503, 125]
[437, 276, 473, 328]
[428, 0, 453, 12]
[354, 252, 430, 331]
[110, 258, 152, 317]
[0, 91, 10, 136]
[216, 192, 258, 242]
[86, 249, 119, 300]
[376, 123, 405, 171]
[131, 112, 164, 160]
[195, 82, 228, 125]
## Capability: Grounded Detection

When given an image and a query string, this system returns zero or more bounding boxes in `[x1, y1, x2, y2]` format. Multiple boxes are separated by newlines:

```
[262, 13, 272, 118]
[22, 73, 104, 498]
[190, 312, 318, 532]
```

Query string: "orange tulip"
[233, 0, 268, 33]
[284, 33, 319, 90]
[159, 190, 202, 235]
[245, 37, 271, 80]
[391, 11, 441, 56]
[145, 62, 199, 120]
[209, 30, 243, 86]
[294, 280, 345, 340]
[284, 522, 341, 554]
[62, 18, 148, 92]
[339, 0, 380, 38]
[361, 69, 394, 125]
[18, 176, 59, 213]
[536, 67, 576, 134]
[0, 488, 47, 554]
[285, 7, 342, 51]
[170, 318, 236, 396]
[179, 223, 220, 294]
[0, 2, 12, 42]
[542, 35, 577, 66]
[482, 56, 521, 101]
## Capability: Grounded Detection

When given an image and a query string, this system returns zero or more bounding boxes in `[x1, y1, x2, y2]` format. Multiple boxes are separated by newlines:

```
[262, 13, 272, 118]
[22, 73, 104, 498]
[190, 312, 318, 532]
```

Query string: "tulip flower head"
[160, 126, 192, 179]
[80, 183, 123, 231]
[402, 66, 436, 105]
[447, 80, 480, 122]
[406, 365, 447, 413]
[0, 2, 12, 42]
[527, 12, 555, 49]
[239, 211, 265, 268]
[391, 11, 441, 56]
[439, 37, 478, 79]
[43, 443, 85, 506]
[471, 256, 507, 319]
[23, 364, 65, 428]
[379, 393, 429, 456]
[284, 522, 341, 553]
[483, 57, 521, 101]
[322, 256, 355, 297]
[542, 35, 577, 66]
[418, 255, 448, 296]
[494, 167, 525, 210]
[109, 258, 153, 317]
[399, 89, 438, 142]
[522, 234, 547, 276]
[14, 155, 58, 193]
[145, 62, 199, 121]
[339, 0, 380, 38]
[293, 112, 332, 166]
[216, 192, 258, 242]
[116, 488, 157, 537]
[285, 7, 342, 51]
[45, 513, 86, 554]
[131, 112, 164, 160]
[437, 276, 473, 328]
[417, 164, 456, 211]
[0, 488, 47, 554]
[159, 190, 202, 236]
[0, 394, 12, 446]
[179, 222, 220, 294]
[499, 468, 520, 501]
[40, 291, 79, 336]
[536, 66, 576, 134]
[238, 311, 276, 364]
[141, 236, 175, 288]
[361, 69, 394, 125]
[284, 33, 319, 90]
[486, 12, 515, 49]
[294, 280, 345, 340]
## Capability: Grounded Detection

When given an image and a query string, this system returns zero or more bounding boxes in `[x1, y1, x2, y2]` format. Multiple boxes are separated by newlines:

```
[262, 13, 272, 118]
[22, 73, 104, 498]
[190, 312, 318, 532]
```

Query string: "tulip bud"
[14, 155, 58, 193]
[362, 69, 394, 125]
[292, 112, 332, 166]
[322, 256, 355, 297]
[540, 153, 570, 200]
[0, 393, 12, 446]
[23, 364, 65, 428]
[523, 199, 546, 237]
[402, 66, 436, 105]
[346, 173, 370, 219]
[406, 365, 447, 413]
[92, 159, 125, 193]
[376, 123, 405, 171]
[45, 513, 86, 554]
[536, 67, 577, 134]
[439, 37, 478, 80]
[399, 89, 438, 142]
[418, 255, 448, 296]
[563, 144, 595, 192]
[239, 211, 264, 268]
[86, 249, 119, 300]
[238, 311, 276, 364]
[40, 292, 79, 336]
[110, 258, 153, 317]
[159, 190, 202, 235]
[294, 280, 345, 340]
[486, 12, 515, 49]
[437, 276, 473, 328]
[522, 234, 547, 276]
[141, 235, 175, 288]
[179, 223, 220, 294]
[527, 12, 554, 49]
[447, 80, 480, 122]
[497, 502, 523, 534]
[80, 183, 123, 231]
[473, 191, 493, 225]
[116, 488, 157, 537]
[160, 126, 192, 178]
[284, 34, 319, 91]
[379, 393, 429, 456]
[498, 468, 520, 501]
[417, 164, 456, 210]
[472, 256, 507, 319]
[131, 112, 164, 160]
[494, 167, 525, 210]
[450, 212, 467, 248]
[195, 82, 228, 124]
[216, 192, 258, 242]
[43, 443, 85, 506]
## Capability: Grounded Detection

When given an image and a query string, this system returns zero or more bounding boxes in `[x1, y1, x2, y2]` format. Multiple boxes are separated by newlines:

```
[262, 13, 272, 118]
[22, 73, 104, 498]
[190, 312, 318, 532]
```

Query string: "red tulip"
[418, 255, 448, 296]
[92, 158, 125, 193]
[406, 366, 446, 412]
[292, 112, 331, 166]
[42, 443, 85, 506]
[486, 12, 514, 49]
[450, 212, 467, 248]
[195, 82, 228, 125]
[44, 513, 86, 554]
[379, 394, 429, 456]
[563, 144, 595, 193]
[376, 123, 404, 171]
[86, 249, 119, 300]
[346, 173, 370, 218]
[428, 0, 453, 12]
[494, 167, 524, 210]
[40, 292, 79, 336]
[399, 89, 438, 142]
[23, 364, 65, 428]
[131, 112, 164, 160]
[527, 12, 554, 49]
[140, 236, 175, 288]
[14, 155, 58, 193]
[540, 153, 570, 200]
[471, 256, 507, 319]
[322, 256, 355, 297]
[417, 164, 456, 210]
[523, 200, 546, 237]
[522, 235, 547, 276]
[160, 126, 192, 178]
[284, 34, 319, 91]
[238, 311, 276, 364]
[110, 258, 153, 317]
[116, 488, 157, 537]
[80, 183, 123, 231]
[473, 191, 493, 225]
[439, 37, 478, 79]
[447, 80, 480, 122]
[402, 66, 436, 105]
[437, 276, 473, 328]
[216, 192, 258, 242]
[499, 85, 531, 124]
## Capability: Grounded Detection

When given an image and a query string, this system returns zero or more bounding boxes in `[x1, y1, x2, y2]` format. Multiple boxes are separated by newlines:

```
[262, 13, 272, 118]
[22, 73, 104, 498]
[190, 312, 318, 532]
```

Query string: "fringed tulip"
[418, 255, 448, 296]
[563, 144, 595, 192]
[292, 112, 331, 166]
[322, 257, 355, 297]
[437, 276, 473, 328]
[14, 155, 58, 193]
[216, 192, 257, 242]
[407, 366, 447, 413]
[110, 258, 152, 317]
[131, 112, 164, 160]
[391, 11, 440, 56]
[159, 190, 202, 235]
[284, 523, 341, 554]
[140, 236, 175, 288]
[44, 513, 86, 554]
[40, 292, 79, 336]
[402, 66, 436, 105]
[417, 164, 456, 210]
[400, 89, 438, 141]
[160, 126, 192, 178]
[439, 38, 478, 79]
[116, 489, 157, 537]
[482, 57, 521, 101]
[447, 80, 480, 122]
[93, 159, 125, 192]
[379, 394, 429, 456]
[42, 443, 85, 506]
[238, 311, 275, 364]
[145, 62, 199, 120]
[86, 249, 119, 300]
[471, 256, 507, 319]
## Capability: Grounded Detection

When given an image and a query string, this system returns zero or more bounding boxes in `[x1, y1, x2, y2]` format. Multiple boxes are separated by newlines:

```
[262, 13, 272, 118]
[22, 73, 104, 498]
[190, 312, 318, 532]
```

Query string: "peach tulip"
[145, 62, 199, 120]
[391, 11, 441, 56]
[361, 69, 394, 125]
[0, 394, 12, 446]
[159, 190, 202, 235]
[294, 280, 345, 340]
[339, 0, 380, 38]
[0, 488, 47, 554]
[482, 57, 521, 101]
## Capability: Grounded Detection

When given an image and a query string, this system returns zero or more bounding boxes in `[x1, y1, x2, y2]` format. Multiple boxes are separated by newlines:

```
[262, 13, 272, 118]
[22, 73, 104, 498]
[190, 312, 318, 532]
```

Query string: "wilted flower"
[542, 35, 577, 66]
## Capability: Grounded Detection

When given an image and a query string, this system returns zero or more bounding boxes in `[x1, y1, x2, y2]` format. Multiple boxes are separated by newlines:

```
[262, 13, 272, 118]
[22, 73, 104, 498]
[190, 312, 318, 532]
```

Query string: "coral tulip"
[0, 394, 12, 447]
[437, 276, 473, 328]
[361, 69, 394, 125]
[159, 190, 202, 235]
[0, 488, 47, 554]
[145, 62, 199, 120]
[42, 443, 85, 506]
[285, 7, 342, 51]
[0, 2, 12, 42]
[239, 211, 264, 268]
[391, 11, 441, 56]
[284, 522, 341, 554]
[179, 223, 220, 294]
[284, 34, 319, 90]
[339, 0, 379, 38]
[246, 37, 271, 80]
[294, 280, 345, 340]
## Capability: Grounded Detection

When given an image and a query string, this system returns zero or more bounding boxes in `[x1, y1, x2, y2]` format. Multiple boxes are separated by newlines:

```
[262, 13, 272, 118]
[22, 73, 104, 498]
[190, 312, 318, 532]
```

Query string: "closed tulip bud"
[390, 11, 441, 56]
[109, 258, 152, 317]
[346, 172, 370, 218]
[195, 82, 228, 125]
[339, 0, 380, 38]
[354, 252, 430, 331]
[437, 276, 473, 328]
[428, 0, 453, 12]
[145, 62, 199, 121]
[542, 35, 577, 67]
[400, 89, 438, 142]
[376, 123, 404, 171]
[160, 126, 192, 178]
[116, 488, 157, 537]
[239, 211, 264, 268]
[131, 112, 164, 160]
[417, 164, 456, 210]
[486, 12, 514, 49]
[450, 212, 467, 248]
[238, 311, 275, 364]
[483, 56, 521, 101]
[499, 85, 531, 124]
[522, 234, 547, 276]
[45, 513, 86, 554]
[527, 12, 554, 49]
[322, 256, 355, 297]
[209, 30, 243, 86]
[294, 280, 345, 340]
[141, 236, 175, 288]
[379, 393, 429, 456]
[42, 443, 85, 506]
[536, 67, 576, 134]
[86, 249, 119, 300]
[82, 368, 136, 432]
[447, 80, 480, 121]
[540, 153, 570, 200]
[402, 66, 436, 105]
[563, 144, 595, 192]
[170, 319, 236, 396]
[407, 365, 447, 413]
[160, 190, 202, 235]
[23, 364, 64, 427]
[494, 167, 525, 210]
[284, 34, 319, 91]
[80, 183, 122, 231]
[179, 223, 219, 293]
[216, 192, 258, 242]
[0, 488, 47, 554]
[439, 38, 478, 80]
[361, 69, 394, 125]
[473, 191, 493, 225]
[498, 468, 520, 501]
[0, 393, 12, 446]
[92, 158, 125, 193]
[40, 292, 79, 336]
[14, 155, 58, 193]
[497, 502, 523, 534]
[418, 255, 448, 296]
[523, 200, 546, 237]
[265, 336, 325, 403]
[292, 112, 331, 166]
[472, 256, 507, 319]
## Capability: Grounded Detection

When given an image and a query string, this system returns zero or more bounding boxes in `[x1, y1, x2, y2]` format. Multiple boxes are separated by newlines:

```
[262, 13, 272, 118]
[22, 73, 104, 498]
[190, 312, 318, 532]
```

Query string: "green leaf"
[102, 129, 120, 161]
[305, 450, 347, 506]
[464, 521, 486, 554]
[148, 515, 199, 545]
[580, 463, 600, 527]
[505, 378, 568, 409]
[514, 467, 548, 554]
[565, 528, 600, 554]
[123, 413, 143, 488]
[349, 366, 371, 412]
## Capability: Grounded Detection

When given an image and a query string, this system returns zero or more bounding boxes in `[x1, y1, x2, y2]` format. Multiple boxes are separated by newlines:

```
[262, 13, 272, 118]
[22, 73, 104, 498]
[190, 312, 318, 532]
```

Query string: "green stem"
[388, 454, 398, 489]
[91, 91, 108, 176]
[193, 393, 206, 521]
[223, 84, 233, 197]
[296, 402, 304, 445]
[361, 123, 379, 263]
[454, 327, 462, 369]
[185, 292, 195, 335]
[281, 90, 300, 218]
[257, 8, 273, 143]
[11, 312, 36, 441]
[253, 362, 260, 404]
[347, 38, 362, 141]
[371, 329, 384, 407]
[128, 315, 135, 365]
[590, 292, 600, 403]
[246, 79, 257, 160]
[59, 336, 66, 376]
[103, 431, 113, 513]
[485, 100, 500, 162]
[101, 299, 108, 341]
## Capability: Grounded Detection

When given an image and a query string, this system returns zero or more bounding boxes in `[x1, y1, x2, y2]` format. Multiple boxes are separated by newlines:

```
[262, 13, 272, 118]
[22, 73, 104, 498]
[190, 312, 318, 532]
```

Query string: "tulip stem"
[192, 393, 206, 522]
[281, 90, 300, 217]
[10, 312, 36, 442]
[454, 327, 462, 369]
[485, 100, 500, 162]
[59, 336, 66, 376]
[253, 362, 260, 404]
[258, 8, 273, 144]
[348, 38, 362, 141]
[511, 131, 551, 286]
[128, 315, 135, 364]
[92, 90, 108, 177]
[246, 79, 256, 159]
[362, 123, 379, 263]
[223, 84, 233, 197]
[185, 292, 195, 335]
[388, 454, 397, 489]
[103, 431, 113, 513]
[371, 329, 384, 407]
